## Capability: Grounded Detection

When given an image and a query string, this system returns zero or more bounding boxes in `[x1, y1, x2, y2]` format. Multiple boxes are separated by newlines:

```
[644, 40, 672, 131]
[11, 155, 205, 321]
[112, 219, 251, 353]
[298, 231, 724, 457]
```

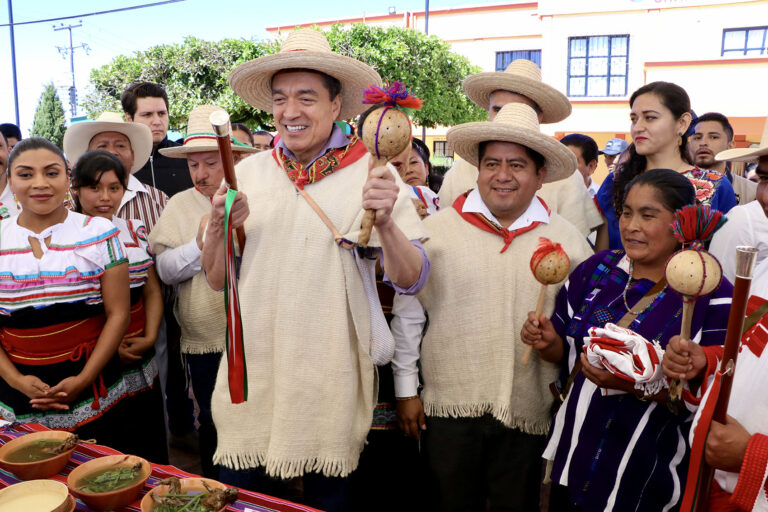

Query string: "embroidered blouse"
[0, 212, 127, 313]
[112, 216, 153, 290]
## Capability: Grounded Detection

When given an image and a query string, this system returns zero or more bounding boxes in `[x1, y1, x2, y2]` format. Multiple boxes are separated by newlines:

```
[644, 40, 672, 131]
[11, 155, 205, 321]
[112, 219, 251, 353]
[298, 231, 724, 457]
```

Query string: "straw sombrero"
[462, 59, 571, 124]
[63, 112, 152, 174]
[159, 105, 259, 158]
[447, 103, 577, 183]
[715, 117, 768, 162]
[229, 29, 382, 121]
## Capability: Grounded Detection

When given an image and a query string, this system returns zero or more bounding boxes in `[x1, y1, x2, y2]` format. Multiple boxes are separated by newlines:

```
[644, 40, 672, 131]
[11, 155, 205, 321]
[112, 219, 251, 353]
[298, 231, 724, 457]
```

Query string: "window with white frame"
[495, 50, 541, 71]
[433, 141, 452, 159]
[567, 35, 629, 97]
[722, 27, 768, 56]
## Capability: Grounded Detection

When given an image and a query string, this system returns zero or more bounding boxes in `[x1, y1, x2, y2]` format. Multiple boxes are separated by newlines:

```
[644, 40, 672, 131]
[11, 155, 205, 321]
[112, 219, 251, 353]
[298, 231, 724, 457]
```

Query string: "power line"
[0, 0, 185, 27]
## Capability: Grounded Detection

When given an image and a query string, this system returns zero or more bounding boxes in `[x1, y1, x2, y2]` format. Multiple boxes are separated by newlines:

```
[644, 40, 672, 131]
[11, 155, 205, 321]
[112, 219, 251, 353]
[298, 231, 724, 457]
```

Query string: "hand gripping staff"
[524, 237, 570, 365]
[680, 246, 758, 512]
[358, 82, 423, 247]
[664, 205, 726, 407]
[210, 110, 247, 404]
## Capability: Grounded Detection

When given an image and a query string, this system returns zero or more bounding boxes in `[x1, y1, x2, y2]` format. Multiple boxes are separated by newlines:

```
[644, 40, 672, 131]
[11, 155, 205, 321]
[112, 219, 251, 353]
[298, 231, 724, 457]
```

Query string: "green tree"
[84, 25, 485, 132]
[84, 37, 279, 131]
[30, 83, 67, 149]
[324, 24, 486, 128]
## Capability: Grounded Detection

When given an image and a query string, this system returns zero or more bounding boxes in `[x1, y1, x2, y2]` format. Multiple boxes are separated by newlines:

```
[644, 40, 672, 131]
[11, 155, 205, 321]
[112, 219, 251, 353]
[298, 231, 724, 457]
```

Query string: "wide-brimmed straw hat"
[228, 29, 382, 121]
[159, 105, 259, 158]
[63, 112, 152, 174]
[447, 103, 577, 183]
[715, 117, 768, 162]
[462, 59, 571, 124]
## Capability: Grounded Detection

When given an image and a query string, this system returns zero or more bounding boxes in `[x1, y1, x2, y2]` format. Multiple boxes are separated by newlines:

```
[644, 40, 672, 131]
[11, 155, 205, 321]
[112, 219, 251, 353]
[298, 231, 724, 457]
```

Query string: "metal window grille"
[567, 35, 629, 97]
[433, 140, 452, 158]
[722, 26, 768, 56]
[495, 50, 542, 71]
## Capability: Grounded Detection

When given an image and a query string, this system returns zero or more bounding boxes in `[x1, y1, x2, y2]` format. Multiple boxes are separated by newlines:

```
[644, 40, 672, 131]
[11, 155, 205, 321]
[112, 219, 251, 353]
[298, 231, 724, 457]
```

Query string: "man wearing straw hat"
[200, 30, 427, 511]
[710, 118, 768, 284]
[411, 103, 592, 510]
[148, 104, 257, 480]
[439, 59, 603, 238]
[63, 112, 168, 232]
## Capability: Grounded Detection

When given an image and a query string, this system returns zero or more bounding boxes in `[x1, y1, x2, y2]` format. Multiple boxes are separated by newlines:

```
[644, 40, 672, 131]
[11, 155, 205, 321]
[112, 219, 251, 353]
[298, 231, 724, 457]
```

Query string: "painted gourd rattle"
[358, 82, 423, 247]
[524, 237, 570, 365]
[665, 204, 725, 404]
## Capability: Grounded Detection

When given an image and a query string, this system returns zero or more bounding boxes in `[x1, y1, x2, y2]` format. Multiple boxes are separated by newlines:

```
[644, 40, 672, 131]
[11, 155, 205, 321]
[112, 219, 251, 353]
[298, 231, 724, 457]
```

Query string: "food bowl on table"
[0, 430, 78, 480]
[67, 454, 150, 511]
[0, 479, 72, 512]
[140, 477, 235, 512]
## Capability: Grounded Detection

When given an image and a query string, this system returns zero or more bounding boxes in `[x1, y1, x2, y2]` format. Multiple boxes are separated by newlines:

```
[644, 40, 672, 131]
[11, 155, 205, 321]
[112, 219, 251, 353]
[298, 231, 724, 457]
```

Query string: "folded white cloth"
[584, 323, 668, 396]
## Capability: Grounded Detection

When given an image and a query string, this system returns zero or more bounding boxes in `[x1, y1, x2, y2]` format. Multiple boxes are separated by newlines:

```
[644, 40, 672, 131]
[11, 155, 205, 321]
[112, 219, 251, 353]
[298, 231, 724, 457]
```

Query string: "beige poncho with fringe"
[418, 206, 593, 434]
[149, 187, 225, 355]
[212, 148, 426, 478]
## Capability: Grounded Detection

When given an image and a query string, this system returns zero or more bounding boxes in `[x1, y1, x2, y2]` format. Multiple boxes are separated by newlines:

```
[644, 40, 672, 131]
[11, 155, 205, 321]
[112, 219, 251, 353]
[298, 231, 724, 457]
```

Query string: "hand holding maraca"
[523, 237, 571, 365]
[358, 82, 423, 246]
[664, 204, 726, 405]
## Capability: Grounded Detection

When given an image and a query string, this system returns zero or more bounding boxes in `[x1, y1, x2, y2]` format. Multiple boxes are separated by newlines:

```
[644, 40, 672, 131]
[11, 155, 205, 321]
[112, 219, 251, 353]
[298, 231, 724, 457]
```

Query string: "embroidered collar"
[273, 134, 368, 190]
[453, 190, 551, 253]
[276, 123, 351, 167]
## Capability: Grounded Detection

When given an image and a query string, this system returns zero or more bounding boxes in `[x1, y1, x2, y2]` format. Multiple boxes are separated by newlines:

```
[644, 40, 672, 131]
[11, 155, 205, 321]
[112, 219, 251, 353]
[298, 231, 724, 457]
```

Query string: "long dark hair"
[623, 168, 696, 214]
[70, 150, 128, 213]
[613, 81, 692, 213]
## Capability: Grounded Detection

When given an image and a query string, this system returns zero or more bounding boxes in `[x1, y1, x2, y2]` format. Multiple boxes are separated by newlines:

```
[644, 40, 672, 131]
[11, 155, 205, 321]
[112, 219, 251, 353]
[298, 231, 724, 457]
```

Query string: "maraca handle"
[669, 299, 695, 402]
[358, 157, 389, 247]
[523, 284, 548, 365]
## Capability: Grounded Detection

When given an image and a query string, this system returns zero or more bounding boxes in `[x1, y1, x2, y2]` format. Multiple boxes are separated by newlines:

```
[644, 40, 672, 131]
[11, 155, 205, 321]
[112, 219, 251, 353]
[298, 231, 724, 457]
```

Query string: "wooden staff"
[524, 238, 570, 365]
[210, 110, 246, 252]
[694, 246, 758, 512]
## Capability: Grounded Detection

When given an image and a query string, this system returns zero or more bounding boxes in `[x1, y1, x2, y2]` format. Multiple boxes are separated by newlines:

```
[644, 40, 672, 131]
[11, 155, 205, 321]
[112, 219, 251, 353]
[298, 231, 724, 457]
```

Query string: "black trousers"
[422, 414, 545, 512]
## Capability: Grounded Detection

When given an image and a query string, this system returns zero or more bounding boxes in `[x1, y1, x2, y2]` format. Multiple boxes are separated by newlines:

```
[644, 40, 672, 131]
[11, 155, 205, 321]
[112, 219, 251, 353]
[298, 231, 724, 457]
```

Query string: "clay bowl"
[67, 454, 150, 511]
[0, 430, 76, 480]
[140, 477, 229, 512]
[0, 479, 71, 512]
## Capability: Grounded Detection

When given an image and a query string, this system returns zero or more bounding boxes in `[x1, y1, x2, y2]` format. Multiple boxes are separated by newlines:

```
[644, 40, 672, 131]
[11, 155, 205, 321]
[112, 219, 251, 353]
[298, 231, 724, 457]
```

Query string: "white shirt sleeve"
[390, 293, 426, 397]
[155, 238, 202, 285]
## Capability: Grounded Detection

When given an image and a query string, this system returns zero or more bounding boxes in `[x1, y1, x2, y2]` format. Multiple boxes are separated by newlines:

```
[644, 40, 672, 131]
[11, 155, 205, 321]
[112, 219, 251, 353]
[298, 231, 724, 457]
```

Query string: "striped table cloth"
[0, 423, 320, 512]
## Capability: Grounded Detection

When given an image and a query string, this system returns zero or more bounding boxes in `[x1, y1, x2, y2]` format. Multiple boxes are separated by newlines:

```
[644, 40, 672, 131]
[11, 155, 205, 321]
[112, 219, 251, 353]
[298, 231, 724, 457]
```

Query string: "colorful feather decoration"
[362, 81, 423, 115]
[670, 204, 727, 247]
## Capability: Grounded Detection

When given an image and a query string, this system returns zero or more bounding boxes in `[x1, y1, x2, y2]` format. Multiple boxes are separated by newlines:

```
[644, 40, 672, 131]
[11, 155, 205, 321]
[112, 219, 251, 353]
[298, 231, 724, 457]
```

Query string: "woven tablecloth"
[0, 423, 320, 512]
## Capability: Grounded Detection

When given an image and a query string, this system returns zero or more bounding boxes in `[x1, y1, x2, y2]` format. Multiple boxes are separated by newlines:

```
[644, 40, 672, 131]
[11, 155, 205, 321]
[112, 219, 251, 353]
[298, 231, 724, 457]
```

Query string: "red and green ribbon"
[224, 188, 247, 404]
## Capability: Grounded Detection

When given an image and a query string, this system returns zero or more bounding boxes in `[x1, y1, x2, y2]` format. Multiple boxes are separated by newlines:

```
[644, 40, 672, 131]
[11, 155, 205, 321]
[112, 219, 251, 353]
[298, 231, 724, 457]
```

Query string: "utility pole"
[7, 0, 19, 126]
[54, 21, 89, 117]
[422, 0, 429, 143]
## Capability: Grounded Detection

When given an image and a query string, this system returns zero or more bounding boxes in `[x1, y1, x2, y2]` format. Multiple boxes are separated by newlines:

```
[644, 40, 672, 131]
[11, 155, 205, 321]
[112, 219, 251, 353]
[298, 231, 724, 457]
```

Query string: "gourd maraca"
[524, 238, 571, 365]
[358, 82, 423, 247]
[664, 205, 725, 404]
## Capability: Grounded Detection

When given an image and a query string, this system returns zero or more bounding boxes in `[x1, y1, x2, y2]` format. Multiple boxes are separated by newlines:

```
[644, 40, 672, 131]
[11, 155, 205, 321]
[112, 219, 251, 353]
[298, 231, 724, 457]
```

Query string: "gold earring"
[12, 194, 19, 211]
[677, 133, 683, 147]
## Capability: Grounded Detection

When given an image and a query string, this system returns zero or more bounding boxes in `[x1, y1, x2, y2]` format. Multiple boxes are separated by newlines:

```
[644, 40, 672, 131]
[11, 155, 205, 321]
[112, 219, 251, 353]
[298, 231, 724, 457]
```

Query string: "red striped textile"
[117, 186, 168, 233]
[0, 423, 320, 512]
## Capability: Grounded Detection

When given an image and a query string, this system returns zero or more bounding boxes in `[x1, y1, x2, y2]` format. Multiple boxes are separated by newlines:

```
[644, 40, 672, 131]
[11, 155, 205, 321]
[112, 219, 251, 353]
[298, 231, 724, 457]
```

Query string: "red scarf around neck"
[272, 135, 368, 190]
[452, 192, 550, 253]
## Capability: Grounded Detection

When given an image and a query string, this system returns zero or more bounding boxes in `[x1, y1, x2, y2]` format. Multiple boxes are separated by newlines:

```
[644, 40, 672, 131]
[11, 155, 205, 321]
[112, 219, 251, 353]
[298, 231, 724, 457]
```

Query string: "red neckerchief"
[452, 191, 550, 253]
[272, 135, 368, 190]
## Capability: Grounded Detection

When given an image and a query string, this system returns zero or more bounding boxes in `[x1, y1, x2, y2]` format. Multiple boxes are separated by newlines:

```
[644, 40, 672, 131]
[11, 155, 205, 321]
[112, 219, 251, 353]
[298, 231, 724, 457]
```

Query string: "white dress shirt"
[391, 190, 551, 397]
[155, 238, 202, 285]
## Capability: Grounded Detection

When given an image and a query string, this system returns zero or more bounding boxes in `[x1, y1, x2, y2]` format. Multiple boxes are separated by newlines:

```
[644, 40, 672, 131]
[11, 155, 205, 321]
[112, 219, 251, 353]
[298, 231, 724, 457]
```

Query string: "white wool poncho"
[418, 206, 593, 434]
[212, 147, 426, 478]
